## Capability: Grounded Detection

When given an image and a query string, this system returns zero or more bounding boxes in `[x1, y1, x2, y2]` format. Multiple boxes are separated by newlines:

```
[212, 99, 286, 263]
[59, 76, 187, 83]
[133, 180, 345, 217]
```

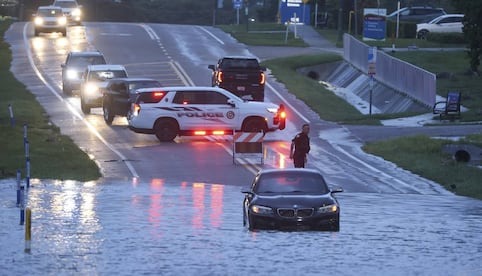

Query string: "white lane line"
[22, 23, 139, 179]
[170, 61, 195, 86]
[140, 24, 160, 40]
[198, 26, 225, 45]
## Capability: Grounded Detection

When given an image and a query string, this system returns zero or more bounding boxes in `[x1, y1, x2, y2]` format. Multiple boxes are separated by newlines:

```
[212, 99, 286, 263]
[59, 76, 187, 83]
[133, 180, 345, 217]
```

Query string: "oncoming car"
[242, 168, 343, 231]
[416, 14, 464, 39]
[80, 64, 128, 114]
[33, 6, 67, 36]
[53, 0, 82, 25]
[127, 86, 286, 142]
[61, 51, 107, 95]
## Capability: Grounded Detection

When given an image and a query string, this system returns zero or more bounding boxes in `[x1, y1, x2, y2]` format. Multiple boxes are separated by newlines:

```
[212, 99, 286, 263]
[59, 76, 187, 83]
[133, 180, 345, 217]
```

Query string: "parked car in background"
[242, 168, 343, 231]
[387, 6, 446, 23]
[416, 14, 464, 39]
[80, 64, 128, 114]
[32, 6, 67, 36]
[61, 51, 107, 95]
[102, 78, 162, 125]
[53, 0, 82, 25]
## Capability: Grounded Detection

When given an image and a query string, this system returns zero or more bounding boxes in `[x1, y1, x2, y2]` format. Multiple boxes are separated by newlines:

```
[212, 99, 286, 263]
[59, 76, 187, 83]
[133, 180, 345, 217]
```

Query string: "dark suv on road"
[387, 6, 446, 23]
[101, 78, 161, 125]
[61, 51, 106, 95]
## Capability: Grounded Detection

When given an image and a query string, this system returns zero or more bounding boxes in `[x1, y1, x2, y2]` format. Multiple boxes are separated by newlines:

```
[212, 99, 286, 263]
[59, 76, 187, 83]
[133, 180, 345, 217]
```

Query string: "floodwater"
[1, 179, 481, 275]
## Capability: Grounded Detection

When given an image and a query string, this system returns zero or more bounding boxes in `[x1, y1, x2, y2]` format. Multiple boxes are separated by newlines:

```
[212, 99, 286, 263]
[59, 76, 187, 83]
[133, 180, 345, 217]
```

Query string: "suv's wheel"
[80, 98, 91, 114]
[242, 118, 266, 133]
[103, 102, 114, 125]
[154, 119, 179, 142]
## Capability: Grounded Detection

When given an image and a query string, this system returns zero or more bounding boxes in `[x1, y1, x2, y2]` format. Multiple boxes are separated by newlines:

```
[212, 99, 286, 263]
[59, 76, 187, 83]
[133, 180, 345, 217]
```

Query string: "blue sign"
[279, 0, 311, 25]
[363, 8, 387, 41]
[233, 0, 242, 9]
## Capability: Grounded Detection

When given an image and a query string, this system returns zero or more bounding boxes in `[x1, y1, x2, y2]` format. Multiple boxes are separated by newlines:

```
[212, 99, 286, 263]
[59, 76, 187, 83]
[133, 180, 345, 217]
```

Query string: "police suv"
[127, 87, 286, 142]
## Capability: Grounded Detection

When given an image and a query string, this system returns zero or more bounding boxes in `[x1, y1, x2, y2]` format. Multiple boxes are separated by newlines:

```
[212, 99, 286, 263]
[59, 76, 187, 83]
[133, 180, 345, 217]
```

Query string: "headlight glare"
[318, 204, 338, 213]
[58, 17, 67, 25]
[251, 205, 273, 215]
[84, 83, 99, 96]
[66, 69, 78, 80]
[72, 9, 81, 16]
[34, 17, 43, 25]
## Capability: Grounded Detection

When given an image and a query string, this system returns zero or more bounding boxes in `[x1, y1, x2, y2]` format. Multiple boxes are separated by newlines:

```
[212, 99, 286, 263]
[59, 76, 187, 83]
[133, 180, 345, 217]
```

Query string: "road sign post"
[368, 47, 377, 115]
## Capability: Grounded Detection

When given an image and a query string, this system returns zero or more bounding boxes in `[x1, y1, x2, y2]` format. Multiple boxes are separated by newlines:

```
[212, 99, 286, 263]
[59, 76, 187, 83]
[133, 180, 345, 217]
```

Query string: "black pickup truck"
[208, 56, 266, 101]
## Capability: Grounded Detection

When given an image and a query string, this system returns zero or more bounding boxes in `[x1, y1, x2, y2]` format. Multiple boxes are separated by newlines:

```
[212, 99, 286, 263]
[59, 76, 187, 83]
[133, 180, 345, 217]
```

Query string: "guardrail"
[343, 34, 436, 107]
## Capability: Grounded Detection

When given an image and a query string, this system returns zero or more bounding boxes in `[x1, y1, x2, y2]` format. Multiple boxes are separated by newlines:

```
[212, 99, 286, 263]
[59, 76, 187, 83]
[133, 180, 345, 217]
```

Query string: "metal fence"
[343, 34, 436, 107]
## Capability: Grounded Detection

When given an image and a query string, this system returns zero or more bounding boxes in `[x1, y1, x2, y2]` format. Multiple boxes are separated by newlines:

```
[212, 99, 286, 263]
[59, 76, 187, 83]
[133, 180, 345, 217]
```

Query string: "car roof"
[107, 77, 159, 82]
[69, 51, 104, 57]
[258, 168, 323, 175]
[87, 64, 126, 70]
[135, 86, 229, 93]
[222, 56, 259, 60]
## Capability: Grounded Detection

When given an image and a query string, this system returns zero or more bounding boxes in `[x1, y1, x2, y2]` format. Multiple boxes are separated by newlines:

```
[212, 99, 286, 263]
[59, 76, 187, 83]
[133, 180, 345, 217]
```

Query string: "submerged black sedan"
[242, 168, 343, 231]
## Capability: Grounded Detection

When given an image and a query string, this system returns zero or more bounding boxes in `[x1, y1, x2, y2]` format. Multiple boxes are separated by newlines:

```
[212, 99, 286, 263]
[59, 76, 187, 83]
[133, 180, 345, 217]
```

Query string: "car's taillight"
[217, 71, 223, 83]
[131, 103, 141, 116]
[260, 72, 265, 85]
[274, 104, 286, 130]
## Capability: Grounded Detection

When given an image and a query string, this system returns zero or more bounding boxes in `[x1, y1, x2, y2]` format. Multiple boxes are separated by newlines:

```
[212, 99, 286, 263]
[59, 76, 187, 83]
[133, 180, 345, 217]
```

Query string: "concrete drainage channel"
[442, 144, 482, 166]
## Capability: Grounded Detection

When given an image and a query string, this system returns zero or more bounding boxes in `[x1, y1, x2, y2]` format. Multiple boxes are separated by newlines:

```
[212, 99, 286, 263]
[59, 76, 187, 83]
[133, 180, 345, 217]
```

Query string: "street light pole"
[337, 0, 343, 43]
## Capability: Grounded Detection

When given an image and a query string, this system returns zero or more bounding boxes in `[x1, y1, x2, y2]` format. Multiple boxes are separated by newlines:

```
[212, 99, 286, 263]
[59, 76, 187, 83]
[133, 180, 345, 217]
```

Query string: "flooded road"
[1, 179, 481, 275]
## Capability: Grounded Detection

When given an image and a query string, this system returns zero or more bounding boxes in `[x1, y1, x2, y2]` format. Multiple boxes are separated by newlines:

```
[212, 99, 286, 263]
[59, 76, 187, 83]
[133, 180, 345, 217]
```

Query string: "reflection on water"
[2, 179, 481, 275]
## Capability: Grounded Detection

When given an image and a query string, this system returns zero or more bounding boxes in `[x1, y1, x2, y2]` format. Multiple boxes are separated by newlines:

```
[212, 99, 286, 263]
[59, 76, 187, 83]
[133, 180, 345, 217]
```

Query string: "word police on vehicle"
[127, 86, 286, 142]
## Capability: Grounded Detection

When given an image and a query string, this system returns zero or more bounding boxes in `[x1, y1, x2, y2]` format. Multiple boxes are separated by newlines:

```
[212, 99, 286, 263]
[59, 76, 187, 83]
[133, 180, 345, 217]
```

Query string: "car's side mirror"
[330, 187, 344, 194]
[208, 65, 215, 71]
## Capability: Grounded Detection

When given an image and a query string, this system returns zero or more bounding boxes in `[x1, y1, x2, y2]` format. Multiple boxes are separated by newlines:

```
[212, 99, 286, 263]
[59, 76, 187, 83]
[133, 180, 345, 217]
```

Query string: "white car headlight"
[84, 83, 99, 96]
[66, 69, 79, 80]
[72, 8, 81, 16]
[58, 16, 67, 25]
[251, 205, 273, 215]
[318, 204, 338, 213]
[34, 17, 44, 25]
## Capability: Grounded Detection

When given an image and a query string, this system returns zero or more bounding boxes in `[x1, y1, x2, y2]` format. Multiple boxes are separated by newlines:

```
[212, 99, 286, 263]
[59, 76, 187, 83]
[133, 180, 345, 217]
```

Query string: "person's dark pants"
[293, 154, 305, 168]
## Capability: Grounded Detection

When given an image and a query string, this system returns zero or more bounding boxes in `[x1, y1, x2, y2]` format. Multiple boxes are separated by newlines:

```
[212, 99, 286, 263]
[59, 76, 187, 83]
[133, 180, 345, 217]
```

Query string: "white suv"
[416, 14, 464, 39]
[80, 64, 128, 114]
[127, 87, 286, 142]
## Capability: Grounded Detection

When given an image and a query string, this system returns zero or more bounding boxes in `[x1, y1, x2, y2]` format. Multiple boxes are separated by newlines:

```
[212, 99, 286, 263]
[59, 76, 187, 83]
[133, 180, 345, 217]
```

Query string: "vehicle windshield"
[54, 1, 77, 8]
[255, 171, 328, 194]
[37, 9, 63, 17]
[69, 56, 106, 67]
[91, 70, 127, 81]
[129, 81, 161, 93]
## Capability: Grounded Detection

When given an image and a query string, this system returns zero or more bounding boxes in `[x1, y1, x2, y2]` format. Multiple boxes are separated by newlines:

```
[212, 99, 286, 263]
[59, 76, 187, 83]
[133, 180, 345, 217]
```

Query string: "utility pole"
[337, 0, 343, 43]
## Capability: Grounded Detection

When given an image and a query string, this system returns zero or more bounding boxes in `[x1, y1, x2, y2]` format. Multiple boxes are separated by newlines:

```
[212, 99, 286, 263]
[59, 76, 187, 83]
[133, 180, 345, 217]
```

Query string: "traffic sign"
[368, 47, 377, 75]
[233, 0, 242, 9]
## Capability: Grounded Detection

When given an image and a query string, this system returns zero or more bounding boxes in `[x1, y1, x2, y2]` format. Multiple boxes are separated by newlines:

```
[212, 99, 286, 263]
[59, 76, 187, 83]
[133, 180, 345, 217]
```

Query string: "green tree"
[452, 0, 482, 74]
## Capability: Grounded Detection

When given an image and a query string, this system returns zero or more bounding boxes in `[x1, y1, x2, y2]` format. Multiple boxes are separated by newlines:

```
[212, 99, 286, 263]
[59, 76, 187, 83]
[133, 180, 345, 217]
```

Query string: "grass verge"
[363, 135, 482, 200]
[217, 23, 308, 47]
[0, 19, 101, 181]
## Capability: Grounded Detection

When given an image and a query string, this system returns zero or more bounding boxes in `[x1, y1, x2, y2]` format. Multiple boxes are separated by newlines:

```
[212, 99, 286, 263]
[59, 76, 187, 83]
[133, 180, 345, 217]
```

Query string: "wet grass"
[0, 19, 101, 181]
[363, 135, 482, 200]
[217, 23, 308, 47]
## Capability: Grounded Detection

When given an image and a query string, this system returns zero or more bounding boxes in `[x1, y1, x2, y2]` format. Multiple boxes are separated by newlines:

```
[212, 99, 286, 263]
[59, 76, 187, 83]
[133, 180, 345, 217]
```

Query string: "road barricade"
[232, 131, 264, 165]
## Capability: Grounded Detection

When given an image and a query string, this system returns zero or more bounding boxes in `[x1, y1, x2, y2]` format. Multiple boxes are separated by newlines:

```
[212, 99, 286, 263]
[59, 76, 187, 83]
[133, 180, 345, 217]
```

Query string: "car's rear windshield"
[220, 59, 260, 69]
[37, 9, 63, 17]
[255, 172, 328, 194]
[70, 56, 106, 67]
